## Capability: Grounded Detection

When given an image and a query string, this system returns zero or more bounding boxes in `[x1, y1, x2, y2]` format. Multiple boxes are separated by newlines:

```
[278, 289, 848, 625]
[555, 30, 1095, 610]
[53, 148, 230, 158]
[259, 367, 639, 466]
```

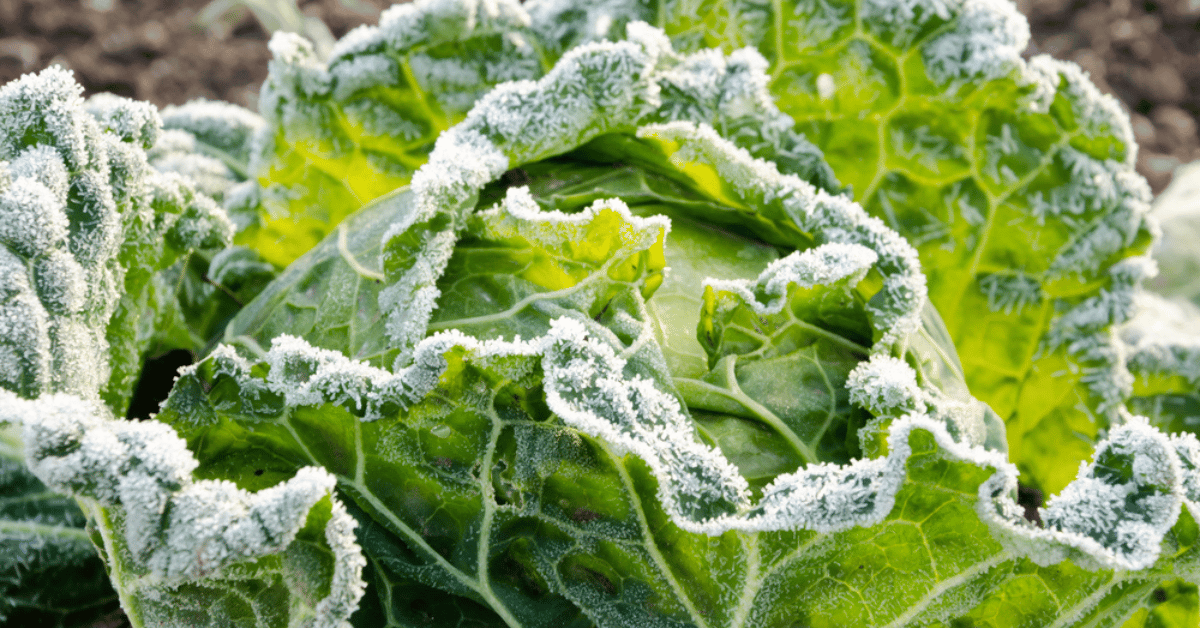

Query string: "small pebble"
[1110, 19, 1136, 41]
[1131, 113, 1158, 147]
[1152, 105, 1199, 151]
[0, 38, 40, 71]
[1131, 64, 1187, 104]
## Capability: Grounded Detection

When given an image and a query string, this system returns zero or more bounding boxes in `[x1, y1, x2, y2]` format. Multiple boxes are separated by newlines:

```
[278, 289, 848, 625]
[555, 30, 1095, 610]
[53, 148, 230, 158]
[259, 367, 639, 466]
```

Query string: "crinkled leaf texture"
[146, 27, 1200, 627]
[0, 423, 120, 626]
[239, 0, 543, 266]
[0, 390, 366, 628]
[0, 68, 237, 625]
[0, 68, 235, 413]
[237, 0, 843, 268]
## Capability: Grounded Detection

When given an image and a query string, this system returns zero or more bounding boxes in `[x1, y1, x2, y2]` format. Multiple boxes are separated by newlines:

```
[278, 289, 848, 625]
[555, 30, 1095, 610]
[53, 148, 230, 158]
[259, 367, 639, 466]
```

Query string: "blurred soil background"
[0, 0, 392, 117]
[0, 0, 1197, 192]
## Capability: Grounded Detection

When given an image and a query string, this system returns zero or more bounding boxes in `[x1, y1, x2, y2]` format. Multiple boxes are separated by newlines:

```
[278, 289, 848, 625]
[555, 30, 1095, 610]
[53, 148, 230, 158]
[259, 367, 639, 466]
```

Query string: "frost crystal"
[375, 24, 855, 359]
[218, 319, 1186, 560]
[84, 93, 160, 149]
[982, 418, 1186, 571]
[0, 67, 234, 410]
[159, 98, 264, 160]
[1048, 257, 1157, 413]
[332, 0, 531, 62]
[1173, 432, 1200, 504]
[860, 0, 956, 28]
[0, 389, 365, 627]
[1023, 56, 1137, 159]
[848, 355, 924, 417]
[542, 317, 752, 524]
[526, 0, 648, 54]
[148, 130, 236, 200]
[638, 120, 927, 346]
[923, 0, 1029, 83]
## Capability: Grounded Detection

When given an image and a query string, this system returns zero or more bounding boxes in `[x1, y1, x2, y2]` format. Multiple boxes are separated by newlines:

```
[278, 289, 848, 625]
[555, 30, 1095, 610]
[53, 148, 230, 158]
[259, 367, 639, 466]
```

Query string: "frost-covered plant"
[236, 0, 1165, 501]
[0, 73, 233, 409]
[4, 1, 1200, 627]
[1121, 293, 1200, 436]
[643, 0, 1161, 503]
[0, 68, 355, 626]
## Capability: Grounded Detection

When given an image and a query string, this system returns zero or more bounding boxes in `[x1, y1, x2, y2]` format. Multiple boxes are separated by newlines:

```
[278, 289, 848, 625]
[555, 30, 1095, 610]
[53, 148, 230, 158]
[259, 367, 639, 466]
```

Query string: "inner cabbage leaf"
[523, 0, 1159, 504]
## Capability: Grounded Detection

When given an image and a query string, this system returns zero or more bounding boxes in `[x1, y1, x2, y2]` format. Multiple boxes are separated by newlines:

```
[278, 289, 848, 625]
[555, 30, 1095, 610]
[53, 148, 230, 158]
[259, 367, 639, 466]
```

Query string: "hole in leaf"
[1154, 588, 1168, 603]
[502, 167, 530, 187]
[126, 349, 194, 420]
[254, 469, 264, 477]
[1018, 483, 1044, 527]
[592, 299, 611, 322]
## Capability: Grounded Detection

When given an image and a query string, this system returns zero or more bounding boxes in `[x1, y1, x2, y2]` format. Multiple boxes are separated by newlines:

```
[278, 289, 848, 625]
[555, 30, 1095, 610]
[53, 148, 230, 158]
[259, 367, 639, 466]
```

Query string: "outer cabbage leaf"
[252, 0, 1156, 498]
[237, 0, 846, 269]
[151, 28, 1200, 626]
[0, 71, 242, 624]
[0, 70, 232, 410]
[677, 0, 1158, 501]
[159, 315, 1200, 627]
[522, 0, 1158, 500]
[143, 99, 276, 359]
[0, 68, 375, 628]
[0, 390, 366, 628]
[1, 71, 236, 627]
[0, 424, 120, 627]
[225, 20, 841, 372]
[221, 187, 405, 368]
[239, 0, 542, 267]
[487, 142, 1005, 483]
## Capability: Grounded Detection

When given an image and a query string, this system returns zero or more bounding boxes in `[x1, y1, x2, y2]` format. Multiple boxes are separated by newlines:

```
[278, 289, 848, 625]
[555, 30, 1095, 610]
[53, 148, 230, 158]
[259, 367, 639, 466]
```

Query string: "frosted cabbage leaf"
[0, 69, 363, 628]
[154, 28, 1200, 627]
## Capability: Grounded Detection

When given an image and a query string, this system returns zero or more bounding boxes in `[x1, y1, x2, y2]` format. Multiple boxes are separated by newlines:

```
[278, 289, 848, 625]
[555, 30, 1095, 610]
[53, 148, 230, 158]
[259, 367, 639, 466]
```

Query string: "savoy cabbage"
[2, 0, 1200, 627]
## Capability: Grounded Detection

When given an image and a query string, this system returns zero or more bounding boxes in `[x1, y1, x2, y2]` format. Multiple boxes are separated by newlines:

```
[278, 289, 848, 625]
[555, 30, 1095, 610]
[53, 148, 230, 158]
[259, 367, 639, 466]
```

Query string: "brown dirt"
[1, 0, 1196, 192]
[0, 0, 389, 111]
